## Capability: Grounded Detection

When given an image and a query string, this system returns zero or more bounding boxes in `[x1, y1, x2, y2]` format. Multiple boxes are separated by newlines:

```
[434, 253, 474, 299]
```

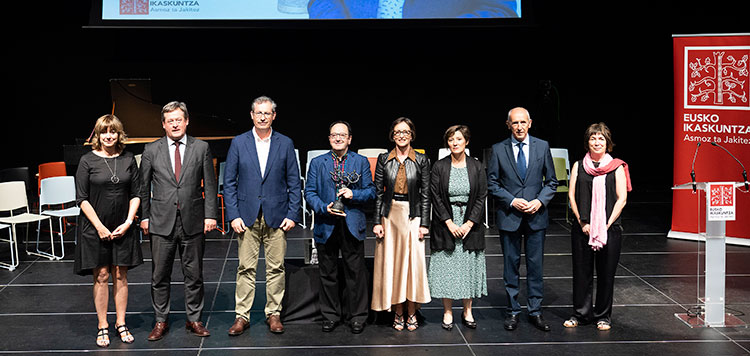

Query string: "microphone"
[690, 142, 701, 193]
[711, 141, 749, 191]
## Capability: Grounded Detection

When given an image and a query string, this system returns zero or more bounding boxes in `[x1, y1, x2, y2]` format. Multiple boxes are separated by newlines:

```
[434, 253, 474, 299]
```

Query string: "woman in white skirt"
[372, 117, 432, 331]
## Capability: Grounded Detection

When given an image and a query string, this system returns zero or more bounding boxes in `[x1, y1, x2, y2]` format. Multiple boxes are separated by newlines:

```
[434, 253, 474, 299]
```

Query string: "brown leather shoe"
[147, 321, 168, 341]
[185, 321, 211, 337]
[228, 317, 249, 336]
[266, 314, 284, 334]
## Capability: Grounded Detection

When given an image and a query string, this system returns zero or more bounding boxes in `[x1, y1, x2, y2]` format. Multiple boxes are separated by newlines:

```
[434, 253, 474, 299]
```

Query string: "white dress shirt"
[252, 127, 272, 178]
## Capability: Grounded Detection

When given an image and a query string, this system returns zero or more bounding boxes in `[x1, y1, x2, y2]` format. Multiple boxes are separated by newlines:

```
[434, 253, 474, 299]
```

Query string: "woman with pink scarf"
[564, 122, 631, 331]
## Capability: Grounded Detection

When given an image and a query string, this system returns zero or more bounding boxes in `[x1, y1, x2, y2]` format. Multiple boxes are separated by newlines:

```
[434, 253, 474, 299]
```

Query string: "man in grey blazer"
[487, 107, 557, 332]
[139, 101, 218, 340]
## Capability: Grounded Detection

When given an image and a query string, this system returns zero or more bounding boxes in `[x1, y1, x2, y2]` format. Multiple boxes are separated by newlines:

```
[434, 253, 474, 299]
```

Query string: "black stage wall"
[4, 1, 749, 195]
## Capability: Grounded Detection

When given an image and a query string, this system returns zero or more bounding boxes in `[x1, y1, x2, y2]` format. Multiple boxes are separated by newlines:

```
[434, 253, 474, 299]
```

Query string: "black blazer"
[374, 149, 431, 227]
[429, 155, 487, 251]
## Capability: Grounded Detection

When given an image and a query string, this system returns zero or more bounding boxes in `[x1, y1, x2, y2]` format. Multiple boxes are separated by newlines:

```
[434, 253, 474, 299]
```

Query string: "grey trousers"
[150, 212, 205, 323]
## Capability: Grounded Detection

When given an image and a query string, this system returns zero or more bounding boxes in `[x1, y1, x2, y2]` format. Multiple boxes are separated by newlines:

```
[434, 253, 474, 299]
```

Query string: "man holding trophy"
[304, 121, 376, 334]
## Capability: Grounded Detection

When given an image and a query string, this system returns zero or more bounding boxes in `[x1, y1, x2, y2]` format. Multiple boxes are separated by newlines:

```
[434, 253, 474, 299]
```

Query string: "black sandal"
[406, 314, 418, 331]
[116, 324, 134, 343]
[96, 328, 110, 348]
[393, 313, 405, 331]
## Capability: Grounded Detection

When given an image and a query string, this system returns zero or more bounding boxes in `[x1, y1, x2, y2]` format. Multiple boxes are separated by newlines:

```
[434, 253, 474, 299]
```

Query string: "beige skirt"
[371, 200, 431, 311]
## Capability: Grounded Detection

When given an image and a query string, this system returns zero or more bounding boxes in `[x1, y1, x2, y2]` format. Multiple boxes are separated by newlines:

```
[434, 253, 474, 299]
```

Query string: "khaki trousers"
[234, 215, 287, 320]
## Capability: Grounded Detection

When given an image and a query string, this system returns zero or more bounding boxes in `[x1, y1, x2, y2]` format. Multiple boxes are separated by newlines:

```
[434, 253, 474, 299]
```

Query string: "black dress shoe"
[350, 321, 365, 334]
[504, 314, 519, 330]
[322, 320, 338, 332]
[529, 314, 551, 332]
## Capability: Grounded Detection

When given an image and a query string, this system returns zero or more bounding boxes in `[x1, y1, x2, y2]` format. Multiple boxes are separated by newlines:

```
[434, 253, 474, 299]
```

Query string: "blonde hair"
[90, 114, 127, 152]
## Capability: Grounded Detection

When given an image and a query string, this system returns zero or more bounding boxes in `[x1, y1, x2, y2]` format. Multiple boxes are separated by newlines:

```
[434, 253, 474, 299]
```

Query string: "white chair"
[0, 223, 11, 267]
[0, 181, 53, 270]
[438, 148, 471, 159]
[36, 176, 80, 260]
[357, 148, 387, 158]
[305, 149, 331, 230]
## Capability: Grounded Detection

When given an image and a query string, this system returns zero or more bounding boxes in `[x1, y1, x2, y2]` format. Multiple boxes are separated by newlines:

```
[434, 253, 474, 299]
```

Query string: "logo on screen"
[685, 46, 749, 110]
[120, 0, 149, 15]
[709, 184, 734, 207]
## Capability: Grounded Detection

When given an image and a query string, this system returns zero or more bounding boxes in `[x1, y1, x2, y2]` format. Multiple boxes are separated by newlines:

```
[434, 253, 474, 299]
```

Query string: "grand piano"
[63, 79, 237, 171]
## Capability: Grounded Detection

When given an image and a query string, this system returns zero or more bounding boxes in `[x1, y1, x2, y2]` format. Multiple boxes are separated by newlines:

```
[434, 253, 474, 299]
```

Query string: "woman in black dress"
[74, 114, 143, 347]
[564, 122, 631, 331]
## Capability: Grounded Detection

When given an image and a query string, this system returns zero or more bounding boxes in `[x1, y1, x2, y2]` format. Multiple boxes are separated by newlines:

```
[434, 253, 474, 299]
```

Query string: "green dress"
[428, 166, 488, 299]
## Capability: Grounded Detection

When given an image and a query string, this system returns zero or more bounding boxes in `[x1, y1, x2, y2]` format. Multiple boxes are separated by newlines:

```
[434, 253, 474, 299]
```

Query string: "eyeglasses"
[252, 111, 274, 118]
[329, 133, 350, 139]
[393, 130, 412, 137]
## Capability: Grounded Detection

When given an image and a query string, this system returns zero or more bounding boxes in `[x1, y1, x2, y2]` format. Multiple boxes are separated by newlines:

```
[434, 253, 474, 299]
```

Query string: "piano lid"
[110, 78, 240, 139]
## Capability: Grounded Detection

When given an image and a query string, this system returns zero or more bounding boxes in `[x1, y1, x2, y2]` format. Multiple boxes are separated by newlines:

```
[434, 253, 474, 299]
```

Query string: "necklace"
[103, 156, 120, 184]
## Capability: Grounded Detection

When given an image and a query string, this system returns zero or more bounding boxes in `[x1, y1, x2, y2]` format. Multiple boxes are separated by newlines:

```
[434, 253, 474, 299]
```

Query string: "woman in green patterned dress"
[428, 125, 488, 330]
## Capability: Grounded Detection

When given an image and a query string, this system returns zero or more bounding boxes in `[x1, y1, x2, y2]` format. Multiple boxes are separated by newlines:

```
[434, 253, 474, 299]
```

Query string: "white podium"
[672, 181, 748, 328]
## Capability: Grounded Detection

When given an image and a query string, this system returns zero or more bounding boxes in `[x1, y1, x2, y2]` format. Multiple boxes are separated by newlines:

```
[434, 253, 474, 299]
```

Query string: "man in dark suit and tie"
[304, 121, 375, 334]
[223, 96, 301, 336]
[487, 107, 557, 332]
[139, 101, 218, 340]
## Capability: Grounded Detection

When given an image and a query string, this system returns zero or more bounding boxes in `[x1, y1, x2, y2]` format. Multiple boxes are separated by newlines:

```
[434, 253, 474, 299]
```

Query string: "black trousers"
[570, 222, 622, 323]
[150, 211, 205, 323]
[316, 219, 369, 324]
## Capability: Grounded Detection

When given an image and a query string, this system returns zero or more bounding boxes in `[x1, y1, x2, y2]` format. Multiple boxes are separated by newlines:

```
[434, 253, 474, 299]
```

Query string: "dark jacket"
[140, 136, 218, 236]
[429, 155, 487, 251]
[374, 149, 431, 227]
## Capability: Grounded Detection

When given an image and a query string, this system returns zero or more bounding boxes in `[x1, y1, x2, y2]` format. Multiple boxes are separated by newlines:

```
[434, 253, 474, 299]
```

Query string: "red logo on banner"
[686, 47, 749, 110]
[710, 184, 735, 207]
[120, 0, 149, 15]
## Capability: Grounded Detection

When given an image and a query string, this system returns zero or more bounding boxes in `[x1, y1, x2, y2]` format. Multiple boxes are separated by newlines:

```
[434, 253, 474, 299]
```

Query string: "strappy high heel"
[393, 313, 405, 331]
[406, 314, 418, 331]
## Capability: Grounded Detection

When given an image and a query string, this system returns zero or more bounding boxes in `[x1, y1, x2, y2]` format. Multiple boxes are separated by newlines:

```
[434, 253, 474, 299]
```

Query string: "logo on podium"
[707, 182, 736, 221]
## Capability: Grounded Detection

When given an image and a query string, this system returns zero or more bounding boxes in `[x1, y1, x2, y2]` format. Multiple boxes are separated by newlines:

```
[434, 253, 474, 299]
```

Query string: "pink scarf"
[582, 152, 632, 251]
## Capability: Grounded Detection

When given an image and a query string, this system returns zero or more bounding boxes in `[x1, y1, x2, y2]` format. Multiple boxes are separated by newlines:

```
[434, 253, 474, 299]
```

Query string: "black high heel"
[441, 314, 453, 331]
[461, 313, 477, 329]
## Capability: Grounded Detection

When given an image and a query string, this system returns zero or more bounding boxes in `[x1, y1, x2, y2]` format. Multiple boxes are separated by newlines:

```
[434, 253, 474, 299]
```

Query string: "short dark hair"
[329, 120, 352, 135]
[161, 101, 189, 122]
[443, 125, 471, 148]
[388, 117, 416, 142]
[584, 122, 615, 152]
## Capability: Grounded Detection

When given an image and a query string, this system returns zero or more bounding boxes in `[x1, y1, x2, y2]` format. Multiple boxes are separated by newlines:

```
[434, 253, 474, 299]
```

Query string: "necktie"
[174, 141, 182, 182]
[516, 142, 526, 181]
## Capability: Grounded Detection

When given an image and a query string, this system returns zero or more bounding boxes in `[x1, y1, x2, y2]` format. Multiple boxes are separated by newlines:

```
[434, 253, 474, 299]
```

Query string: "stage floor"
[1, 198, 749, 355]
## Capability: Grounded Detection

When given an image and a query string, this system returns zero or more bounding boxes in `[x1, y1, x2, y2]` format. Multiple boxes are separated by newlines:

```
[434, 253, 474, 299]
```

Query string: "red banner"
[671, 34, 750, 243]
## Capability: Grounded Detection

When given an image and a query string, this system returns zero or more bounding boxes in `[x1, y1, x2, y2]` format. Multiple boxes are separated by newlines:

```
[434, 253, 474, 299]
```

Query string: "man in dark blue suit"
[223, 96, 301, 336]
[487, 107, 557, 332]
[305, 121, 375, 334]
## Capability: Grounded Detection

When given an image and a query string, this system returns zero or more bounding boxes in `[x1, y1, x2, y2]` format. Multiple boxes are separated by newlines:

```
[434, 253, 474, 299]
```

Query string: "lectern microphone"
[711, 141, 749, 191]
[690, 142, 701, 193]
